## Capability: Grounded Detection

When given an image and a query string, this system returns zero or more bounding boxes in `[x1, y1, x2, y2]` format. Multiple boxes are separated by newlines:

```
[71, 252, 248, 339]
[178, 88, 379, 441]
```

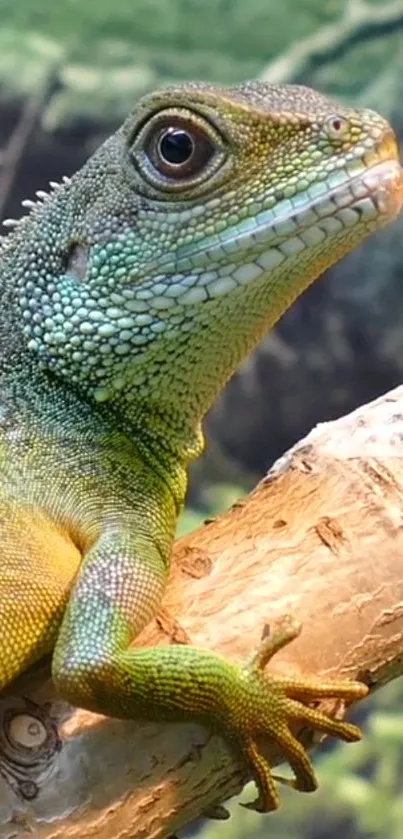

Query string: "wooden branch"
[259, 0, 403, 84]
[0, 72, 58, 222]
[2, 385, 403, 838]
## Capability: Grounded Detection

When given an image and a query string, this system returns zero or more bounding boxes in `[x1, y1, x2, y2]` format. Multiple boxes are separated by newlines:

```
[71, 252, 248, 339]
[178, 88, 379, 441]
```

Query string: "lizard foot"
[225, 614, 368, 812]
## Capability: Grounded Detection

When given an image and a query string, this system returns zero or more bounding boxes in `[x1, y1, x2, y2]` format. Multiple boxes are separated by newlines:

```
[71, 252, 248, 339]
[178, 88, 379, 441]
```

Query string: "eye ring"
[129, 107, 228, 195]
[146, 119, 215, 180]
[324, 115, 350, 141]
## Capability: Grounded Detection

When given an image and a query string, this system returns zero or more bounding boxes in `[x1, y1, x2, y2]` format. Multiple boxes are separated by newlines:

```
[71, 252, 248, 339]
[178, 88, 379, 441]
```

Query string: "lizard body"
[0, 81, 402, 811]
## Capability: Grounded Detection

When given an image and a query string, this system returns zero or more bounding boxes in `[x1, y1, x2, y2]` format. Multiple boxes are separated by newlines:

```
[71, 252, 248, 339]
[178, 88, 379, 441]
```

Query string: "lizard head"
[3, 81, 403, 436]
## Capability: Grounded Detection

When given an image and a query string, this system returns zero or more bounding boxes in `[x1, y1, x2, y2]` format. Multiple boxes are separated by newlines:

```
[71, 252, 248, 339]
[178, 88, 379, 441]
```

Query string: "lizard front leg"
[52, 492, 367, 813]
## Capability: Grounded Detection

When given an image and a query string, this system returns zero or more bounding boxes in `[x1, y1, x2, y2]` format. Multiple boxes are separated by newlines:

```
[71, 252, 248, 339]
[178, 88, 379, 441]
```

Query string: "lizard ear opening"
[63, 241, 88, 283]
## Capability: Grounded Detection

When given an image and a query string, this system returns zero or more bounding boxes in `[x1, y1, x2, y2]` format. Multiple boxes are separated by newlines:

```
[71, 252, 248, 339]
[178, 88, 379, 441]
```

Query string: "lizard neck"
[0, 360, 203, 476]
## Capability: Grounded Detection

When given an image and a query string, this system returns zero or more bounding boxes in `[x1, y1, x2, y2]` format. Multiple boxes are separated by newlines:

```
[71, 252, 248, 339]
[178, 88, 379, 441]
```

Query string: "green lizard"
[0, 81, 402, 813]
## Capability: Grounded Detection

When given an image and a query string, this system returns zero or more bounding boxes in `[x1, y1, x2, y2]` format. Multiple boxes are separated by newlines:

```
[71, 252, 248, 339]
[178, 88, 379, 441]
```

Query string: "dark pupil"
[159, 129, 194, 165]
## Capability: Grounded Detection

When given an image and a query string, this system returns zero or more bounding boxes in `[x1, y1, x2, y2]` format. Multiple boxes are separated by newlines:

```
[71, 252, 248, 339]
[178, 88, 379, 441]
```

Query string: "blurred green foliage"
[0, 0, 400, 128]
[0, 0, 341, 89]
[0, 0, 340, 54]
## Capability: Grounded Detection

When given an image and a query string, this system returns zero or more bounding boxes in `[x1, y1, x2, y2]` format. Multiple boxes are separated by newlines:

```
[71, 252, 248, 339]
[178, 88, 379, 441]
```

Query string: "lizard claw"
[227, 614, 368, 812]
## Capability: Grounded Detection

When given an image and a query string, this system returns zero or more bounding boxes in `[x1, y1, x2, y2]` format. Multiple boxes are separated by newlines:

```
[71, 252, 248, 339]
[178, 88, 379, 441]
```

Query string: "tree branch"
[2, 385, 403, 838]
[259, 0, 403, 85]
[0, 71, 58, 221]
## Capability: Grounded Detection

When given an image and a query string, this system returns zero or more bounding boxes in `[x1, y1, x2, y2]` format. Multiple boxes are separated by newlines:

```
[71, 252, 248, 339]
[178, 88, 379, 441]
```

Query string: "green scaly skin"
[0, 81, 402, 811]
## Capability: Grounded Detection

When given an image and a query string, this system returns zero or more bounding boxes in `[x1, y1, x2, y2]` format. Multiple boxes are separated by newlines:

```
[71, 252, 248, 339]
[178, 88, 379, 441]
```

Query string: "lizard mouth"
[177, 157, 403, 269]
[142, 156, 403, 308]
[350, 158, 403, 222]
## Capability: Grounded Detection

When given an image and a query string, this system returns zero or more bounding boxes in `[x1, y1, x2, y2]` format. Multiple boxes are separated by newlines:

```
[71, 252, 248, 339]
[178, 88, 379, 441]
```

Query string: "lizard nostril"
[65, 241, 88, 282]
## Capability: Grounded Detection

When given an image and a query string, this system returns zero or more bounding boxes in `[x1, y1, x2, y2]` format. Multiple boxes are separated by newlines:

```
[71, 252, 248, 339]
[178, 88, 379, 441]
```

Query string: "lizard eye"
[129, 107, 228, 195]
[159, 128, 194, 165]
[149, 122, 214, 178]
